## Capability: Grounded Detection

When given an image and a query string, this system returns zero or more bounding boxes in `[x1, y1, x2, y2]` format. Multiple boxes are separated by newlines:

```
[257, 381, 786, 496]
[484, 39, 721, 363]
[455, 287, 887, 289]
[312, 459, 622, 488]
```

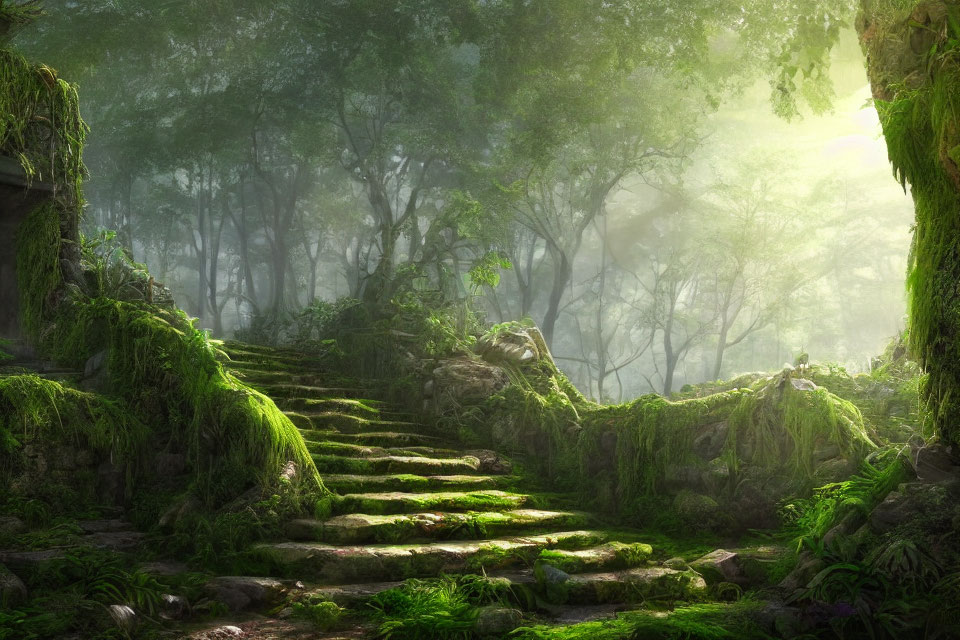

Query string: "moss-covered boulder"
[438, 333, 877, 528]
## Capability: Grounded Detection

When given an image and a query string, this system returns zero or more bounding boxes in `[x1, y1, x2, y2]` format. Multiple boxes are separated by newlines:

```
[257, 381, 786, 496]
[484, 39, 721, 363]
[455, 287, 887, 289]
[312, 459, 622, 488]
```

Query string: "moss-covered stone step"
[298, 565, 703, 607]
[333, 490, 529, 515]
[253, 383, 368, 400]
[514, 566, 708, 605]
[311, 453, 484, 476]
[287, 509, 592, 544]
[222, 360, 326, 378]
[321, 473, 514, 493]
[285, 398, 383, 418]
[219, 343, 331, 365]
[220, 351, 328, 369]
[304, 440, 461, 459]
[286, 409, 420, 432]
[232, 370, 335, 388]
[220, 341, 308, 357]
[535, 542, 653, 573]
[252, 530, 608, 583]
[310, 431, 439, 448]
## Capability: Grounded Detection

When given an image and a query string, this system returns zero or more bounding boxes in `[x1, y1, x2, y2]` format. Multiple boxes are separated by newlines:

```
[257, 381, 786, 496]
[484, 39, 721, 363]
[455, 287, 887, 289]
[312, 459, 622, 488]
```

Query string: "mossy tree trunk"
[857, 0, 960, 447]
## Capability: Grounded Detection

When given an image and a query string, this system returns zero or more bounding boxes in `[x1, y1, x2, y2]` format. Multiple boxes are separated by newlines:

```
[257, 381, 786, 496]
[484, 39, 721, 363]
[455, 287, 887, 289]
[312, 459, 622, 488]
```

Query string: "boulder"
[464, 449, 513, 474]
[689, 549, 742, 585]
[779, 552, 823, 593]
[912, 443, 960, 483]
[813, 457, 857, 484]
[431, 358, 510, 412]
[204, 576, 287, 612]
[188, 625, 245, 639]
[535, 563, 571, 585]
[673, 491, 720, 530]
[692, 422, 728, 460]
[476, 325, 548, 366]
[475, 325, 543, 365]
[869, 481, 958, 533]
[475, 606, 523, 636]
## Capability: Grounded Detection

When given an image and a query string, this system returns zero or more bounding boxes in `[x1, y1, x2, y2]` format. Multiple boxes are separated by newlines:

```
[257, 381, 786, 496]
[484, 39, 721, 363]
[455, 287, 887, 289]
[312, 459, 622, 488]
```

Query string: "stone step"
[285, 398, 383, 418]
[311, 454, 485, 476]
[495, 566, 708, 605]
[234, 370, 334, 387]
[255, 384, 368, 400]
[293, 563, 702, 607]
[219, 341, 306, 357]
[334, 490, 529, 515]
[287, 410, 420, 433]
[322, 473, 514, 494]
[304, 440, 460, 459]
[287, 509, 592, 544]
[222, 359, 323, 376]
[219, 344, 331, 365]
[252, 530, 608, 583]
[313, 431, 439, 448]
[536, 541, 653, 573]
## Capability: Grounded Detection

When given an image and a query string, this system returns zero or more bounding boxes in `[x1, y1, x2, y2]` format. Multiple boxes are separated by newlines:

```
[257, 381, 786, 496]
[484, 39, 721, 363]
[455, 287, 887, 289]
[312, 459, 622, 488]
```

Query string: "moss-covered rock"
[446, 349, 875, 527]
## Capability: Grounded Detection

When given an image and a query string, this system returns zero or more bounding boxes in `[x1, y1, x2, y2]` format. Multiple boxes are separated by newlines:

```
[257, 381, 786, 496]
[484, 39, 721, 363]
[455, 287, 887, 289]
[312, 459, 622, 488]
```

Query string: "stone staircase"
[213, 341, 718, 631]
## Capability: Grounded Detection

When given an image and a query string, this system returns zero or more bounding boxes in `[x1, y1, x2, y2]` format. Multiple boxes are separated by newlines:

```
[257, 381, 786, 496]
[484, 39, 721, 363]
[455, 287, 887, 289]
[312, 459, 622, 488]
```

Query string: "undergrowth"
[0, 548, 167, 639]
[366, 575, 516, 640]
[0, 375, 147, 488]
[511, 598, 769, 639]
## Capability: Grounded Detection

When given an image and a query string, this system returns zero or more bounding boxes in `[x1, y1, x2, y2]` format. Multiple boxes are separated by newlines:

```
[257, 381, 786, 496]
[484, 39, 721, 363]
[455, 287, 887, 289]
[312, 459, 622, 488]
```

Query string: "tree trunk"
[235, 175, 258, 313]
[712, 323, 729, 381]
[195, 183, 208, 323]
[542, 249, 571, 348]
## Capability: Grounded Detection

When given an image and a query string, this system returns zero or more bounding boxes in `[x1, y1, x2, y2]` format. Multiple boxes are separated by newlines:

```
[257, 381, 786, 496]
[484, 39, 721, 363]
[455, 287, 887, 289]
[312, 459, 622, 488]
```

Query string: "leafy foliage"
[367, 575, 513, 640]
[0, 46, 86, 203]
[0, 548, 167, 639]
[76, 230, 151, 302]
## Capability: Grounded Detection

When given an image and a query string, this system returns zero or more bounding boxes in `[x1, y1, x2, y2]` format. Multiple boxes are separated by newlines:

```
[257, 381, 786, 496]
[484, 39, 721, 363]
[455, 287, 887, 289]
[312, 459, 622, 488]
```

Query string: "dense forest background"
[16, 0, 912, 400]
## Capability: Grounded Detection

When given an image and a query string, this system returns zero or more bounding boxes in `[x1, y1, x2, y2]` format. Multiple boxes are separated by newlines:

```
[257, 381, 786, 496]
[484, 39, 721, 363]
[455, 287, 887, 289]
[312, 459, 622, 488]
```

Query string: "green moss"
[335, 490, 528, 515]
[0, 1, 43, 29]
[536, 542, 653, 573]
[0, 47, 86, 202]
[0, 374, 147, 461]
[15, 202, 62, 341]
[862, 5, 960, 446]
[783, 450, 911, 551]
[367, 576, 506, 640]
[511, 599, 769, 639]
[38, 297, 321, 504]
[726, 374, 875, 482]
[291, 599, 342, 631]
